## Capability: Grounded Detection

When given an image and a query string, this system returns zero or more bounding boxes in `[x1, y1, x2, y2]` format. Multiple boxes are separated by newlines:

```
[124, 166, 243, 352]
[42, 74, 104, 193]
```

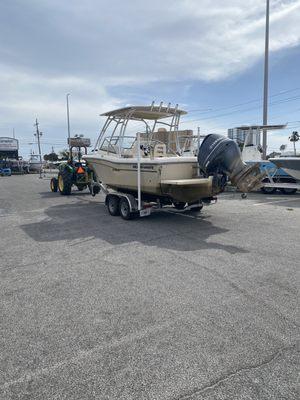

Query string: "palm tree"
[289, 131, 299, 156]
[59, 149, 70, 160]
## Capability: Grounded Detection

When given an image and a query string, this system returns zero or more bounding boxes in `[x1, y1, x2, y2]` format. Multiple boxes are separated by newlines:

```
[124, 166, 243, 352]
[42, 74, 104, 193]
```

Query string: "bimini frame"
[93, 102, 187, 156]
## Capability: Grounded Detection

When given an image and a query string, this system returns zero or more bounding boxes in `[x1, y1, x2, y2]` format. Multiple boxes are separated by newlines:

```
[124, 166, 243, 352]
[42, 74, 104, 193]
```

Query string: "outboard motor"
[198, 134, 264, 193]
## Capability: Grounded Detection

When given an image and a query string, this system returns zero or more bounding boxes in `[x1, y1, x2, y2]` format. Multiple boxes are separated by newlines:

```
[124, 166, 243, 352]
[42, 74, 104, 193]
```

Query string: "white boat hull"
[84, 154, 214, 202]
[269, 158, 300, 181]
[29, 162, 43, 172]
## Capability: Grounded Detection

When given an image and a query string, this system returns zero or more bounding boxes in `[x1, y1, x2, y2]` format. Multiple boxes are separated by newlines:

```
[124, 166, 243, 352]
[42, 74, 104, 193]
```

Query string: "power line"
[181, 96, 300, 124]
[188, 87, 300, 114]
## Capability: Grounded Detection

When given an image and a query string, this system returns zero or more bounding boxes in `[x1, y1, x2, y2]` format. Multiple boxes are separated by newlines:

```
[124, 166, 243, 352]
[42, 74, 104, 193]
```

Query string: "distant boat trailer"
[261, 166, 299, 194]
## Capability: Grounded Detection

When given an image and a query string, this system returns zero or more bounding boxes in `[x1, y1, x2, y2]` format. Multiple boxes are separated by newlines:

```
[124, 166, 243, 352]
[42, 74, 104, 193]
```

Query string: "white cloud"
[0, 0, 299, 155]
[1, 0, 299, 84]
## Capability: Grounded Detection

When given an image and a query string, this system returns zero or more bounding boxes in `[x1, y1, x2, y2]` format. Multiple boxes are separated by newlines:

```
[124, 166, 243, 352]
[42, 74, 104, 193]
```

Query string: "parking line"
[253, 198, 300, 206]
[163, 210, 200, 219]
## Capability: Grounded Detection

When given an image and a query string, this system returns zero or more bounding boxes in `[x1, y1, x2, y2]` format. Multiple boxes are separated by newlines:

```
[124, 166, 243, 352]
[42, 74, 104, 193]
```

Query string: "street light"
[66, 93, 71, 145]
[262, 0, 270, 159]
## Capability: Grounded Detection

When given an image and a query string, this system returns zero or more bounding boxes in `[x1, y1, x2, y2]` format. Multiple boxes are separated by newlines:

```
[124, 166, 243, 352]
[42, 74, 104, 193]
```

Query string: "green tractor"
[50, 136, 93, 195]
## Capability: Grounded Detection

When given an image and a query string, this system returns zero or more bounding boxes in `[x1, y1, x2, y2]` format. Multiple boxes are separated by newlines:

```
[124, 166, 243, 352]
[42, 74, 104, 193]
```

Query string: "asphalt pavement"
[0, 174, 299, 400]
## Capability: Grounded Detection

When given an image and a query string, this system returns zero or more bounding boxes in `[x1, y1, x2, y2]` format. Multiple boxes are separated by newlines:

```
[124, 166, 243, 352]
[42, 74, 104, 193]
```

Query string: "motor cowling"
[198, 134, 264, 193]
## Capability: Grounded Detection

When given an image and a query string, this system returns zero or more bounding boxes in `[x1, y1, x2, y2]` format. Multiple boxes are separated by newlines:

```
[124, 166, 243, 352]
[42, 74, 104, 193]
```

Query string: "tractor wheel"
[58, 170, 72, 195]
[50, 177, 58, 192]
[107, 195, 120, 216]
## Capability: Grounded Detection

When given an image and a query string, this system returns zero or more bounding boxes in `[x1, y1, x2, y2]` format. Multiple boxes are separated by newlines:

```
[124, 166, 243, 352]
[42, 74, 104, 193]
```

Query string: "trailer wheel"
[119, 197, 134, 220]
[50, 177, 58, 192]
[107, 195, 120, 216]
[261, 187, 277, 194]
[279, 188, 297, 195]
[173, 202, 186, 210]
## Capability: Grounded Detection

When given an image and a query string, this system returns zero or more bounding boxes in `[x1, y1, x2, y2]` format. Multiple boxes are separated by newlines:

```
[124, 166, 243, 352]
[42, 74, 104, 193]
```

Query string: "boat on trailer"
[240, 124, 300, 194]
[84, 103, 263, 219]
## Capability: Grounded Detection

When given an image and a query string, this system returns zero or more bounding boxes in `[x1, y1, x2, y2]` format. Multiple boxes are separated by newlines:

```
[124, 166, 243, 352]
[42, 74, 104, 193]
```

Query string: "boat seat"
[153, 143, 166, 157]
[123, 143, 144, 158]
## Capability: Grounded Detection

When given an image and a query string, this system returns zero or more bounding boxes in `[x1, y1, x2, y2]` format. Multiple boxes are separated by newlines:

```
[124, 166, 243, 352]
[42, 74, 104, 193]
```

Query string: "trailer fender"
[119, 194, 138, 212]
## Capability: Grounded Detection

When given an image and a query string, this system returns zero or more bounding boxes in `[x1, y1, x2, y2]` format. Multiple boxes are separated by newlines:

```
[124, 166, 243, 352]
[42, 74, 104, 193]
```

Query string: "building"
[228, 128, 246, 144]
[228, 127, 261, 146]
[0, 137, 19, 159]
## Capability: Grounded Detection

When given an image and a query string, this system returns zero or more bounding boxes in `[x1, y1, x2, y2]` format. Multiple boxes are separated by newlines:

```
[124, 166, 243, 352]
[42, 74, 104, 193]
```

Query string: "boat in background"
[269, 155, 300, 181]
[240, 125, 299, 194]
[28, 153, 43, 173]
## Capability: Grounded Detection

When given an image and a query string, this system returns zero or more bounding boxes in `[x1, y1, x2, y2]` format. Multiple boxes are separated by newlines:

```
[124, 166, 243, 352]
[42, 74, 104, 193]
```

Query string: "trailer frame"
[261, 166, 300, 194]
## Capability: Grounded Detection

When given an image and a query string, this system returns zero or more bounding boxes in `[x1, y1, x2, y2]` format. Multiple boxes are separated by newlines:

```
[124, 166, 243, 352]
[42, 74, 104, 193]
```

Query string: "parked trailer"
[261, 165, 299, 194]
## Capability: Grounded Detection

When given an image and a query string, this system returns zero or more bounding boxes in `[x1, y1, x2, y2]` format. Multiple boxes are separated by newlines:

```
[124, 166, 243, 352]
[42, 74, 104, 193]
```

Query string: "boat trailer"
[261, 166, 299, 194]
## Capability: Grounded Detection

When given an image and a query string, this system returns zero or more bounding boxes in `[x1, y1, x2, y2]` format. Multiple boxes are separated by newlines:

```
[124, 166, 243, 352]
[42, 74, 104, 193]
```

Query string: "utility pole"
[13, 128, 15, 139]
[262, 0, 270, 159]
[34, 118, 43, 179]
[197, 126, 201, 150]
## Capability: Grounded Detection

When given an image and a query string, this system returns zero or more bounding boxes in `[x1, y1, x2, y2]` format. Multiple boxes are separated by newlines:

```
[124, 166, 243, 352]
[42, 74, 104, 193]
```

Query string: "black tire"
[58, 170, 72, 195]
[50, 177, 58, 192]
[279, 188, 297, 195]
[173, 202, 186, 210]
[119, 197, 133, 220]
[261, 187, 277, 194]
[107, 195, 120, 216]
[77, 185, 86, 191]
[191, 205, 204, 212]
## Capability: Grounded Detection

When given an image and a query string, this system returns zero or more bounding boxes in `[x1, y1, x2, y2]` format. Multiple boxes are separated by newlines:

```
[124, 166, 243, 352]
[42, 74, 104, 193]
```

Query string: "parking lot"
[1, 174, 299, 399]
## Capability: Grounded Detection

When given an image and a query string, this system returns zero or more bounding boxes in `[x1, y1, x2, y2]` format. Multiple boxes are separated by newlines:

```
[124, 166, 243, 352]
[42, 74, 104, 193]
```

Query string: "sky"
[0, 0, 300, 157]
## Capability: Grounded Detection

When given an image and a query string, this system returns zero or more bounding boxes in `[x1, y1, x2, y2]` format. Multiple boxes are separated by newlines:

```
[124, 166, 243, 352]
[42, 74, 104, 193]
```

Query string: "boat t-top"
[84, 102, 263, 217]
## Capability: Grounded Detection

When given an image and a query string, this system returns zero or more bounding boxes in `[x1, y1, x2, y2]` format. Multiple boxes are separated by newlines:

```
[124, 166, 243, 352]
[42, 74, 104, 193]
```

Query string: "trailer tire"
[279, 188, 297, 195]
[191, 206, 203, 212]
[261, 187, 277, 194]
[50, 177, 58, 192]
[107, 195, 120, 216]
[173, 202, 186, 210]
[119, 197, 134, 220]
